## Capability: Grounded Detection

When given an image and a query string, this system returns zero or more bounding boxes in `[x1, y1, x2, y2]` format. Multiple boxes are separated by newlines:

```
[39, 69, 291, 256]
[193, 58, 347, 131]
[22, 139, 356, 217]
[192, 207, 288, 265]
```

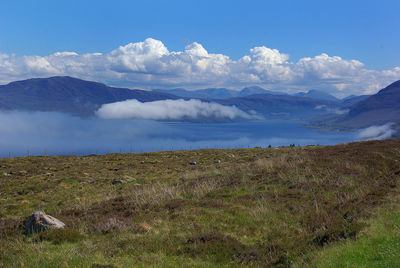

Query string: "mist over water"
[357, 123, 397, 140]
[0, 111, 359, 157]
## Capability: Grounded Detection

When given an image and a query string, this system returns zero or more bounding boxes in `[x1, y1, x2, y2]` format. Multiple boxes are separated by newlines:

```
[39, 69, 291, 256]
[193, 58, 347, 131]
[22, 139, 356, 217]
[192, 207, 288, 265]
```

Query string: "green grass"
[297, 204, 400, 267]
[1, 139, 400, 267]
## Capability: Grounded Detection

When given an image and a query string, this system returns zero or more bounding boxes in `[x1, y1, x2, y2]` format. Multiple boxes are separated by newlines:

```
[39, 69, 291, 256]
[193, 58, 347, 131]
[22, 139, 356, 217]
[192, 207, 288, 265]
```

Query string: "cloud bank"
[358, 123, 397, 140]
[96, 99, 258, 121]
[0, 111, 174, 157]
[0, 111, 356, 157]
[1, 38, 400, 96]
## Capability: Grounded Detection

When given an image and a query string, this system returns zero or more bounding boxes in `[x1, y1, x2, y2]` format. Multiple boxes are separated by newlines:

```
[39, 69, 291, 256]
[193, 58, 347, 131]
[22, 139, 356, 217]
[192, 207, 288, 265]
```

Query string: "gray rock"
[25, 211, 65, 234]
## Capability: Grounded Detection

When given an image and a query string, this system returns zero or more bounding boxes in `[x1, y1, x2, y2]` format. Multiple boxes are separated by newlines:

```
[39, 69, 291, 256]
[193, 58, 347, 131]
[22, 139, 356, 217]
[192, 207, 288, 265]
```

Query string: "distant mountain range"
[153, 86, 379, 121]
[154, 86, 373, 110]
[214, 93, 339, 120]
[0, 76, 178, 115]
[155, 86, 344, 101]
[294, 89, 339, 102]
[0, 76, 345, 121]
[153, 86, 284, 99]
[0, 76, 397, 127]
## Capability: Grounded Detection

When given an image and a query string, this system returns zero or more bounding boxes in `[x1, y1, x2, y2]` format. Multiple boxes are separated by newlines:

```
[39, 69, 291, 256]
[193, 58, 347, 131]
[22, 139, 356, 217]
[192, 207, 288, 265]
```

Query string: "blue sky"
[1, 0, 398, 69]
[0, 0, 399, 96]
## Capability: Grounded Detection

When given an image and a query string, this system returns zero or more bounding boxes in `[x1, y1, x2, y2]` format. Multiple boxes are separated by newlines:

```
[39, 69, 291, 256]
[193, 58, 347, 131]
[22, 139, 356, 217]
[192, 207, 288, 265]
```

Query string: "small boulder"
[25, 211, 65, 234]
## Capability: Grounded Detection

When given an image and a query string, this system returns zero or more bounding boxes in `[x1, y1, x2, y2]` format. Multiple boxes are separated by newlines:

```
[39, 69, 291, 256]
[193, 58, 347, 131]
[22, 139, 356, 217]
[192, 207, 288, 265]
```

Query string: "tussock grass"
[1, 140, 400, 267]
[295, 202, 400, 267]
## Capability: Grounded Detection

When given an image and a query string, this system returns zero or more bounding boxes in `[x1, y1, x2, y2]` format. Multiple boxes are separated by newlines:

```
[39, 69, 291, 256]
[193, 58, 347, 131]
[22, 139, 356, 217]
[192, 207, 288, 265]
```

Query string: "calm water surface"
[0, 117, 358, 157]
[165, 121, 356, 148]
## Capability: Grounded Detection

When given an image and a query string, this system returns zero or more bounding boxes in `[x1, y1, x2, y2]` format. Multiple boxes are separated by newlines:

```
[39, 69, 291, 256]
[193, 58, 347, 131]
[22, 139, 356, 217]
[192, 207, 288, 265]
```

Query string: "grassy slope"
[298, 204, 400, 267]
[1, 139, 400, 267]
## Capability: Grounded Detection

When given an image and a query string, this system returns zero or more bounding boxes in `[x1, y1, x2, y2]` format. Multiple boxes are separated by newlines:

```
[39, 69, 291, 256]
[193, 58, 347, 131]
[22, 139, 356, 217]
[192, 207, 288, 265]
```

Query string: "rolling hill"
[0, 76, 179, 116]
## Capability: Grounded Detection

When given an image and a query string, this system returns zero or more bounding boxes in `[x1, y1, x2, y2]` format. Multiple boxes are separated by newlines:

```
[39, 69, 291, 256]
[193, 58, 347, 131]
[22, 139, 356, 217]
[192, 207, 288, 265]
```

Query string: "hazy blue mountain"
[295, 89, 339, 102]
[349, 80, 400, 115]
[340, 94, 371, 107]
[154, 88, 237, 99]
[156, 87, 344, 121]
[214, 93, 340, 120]
[0, 76, 179, 115]
[238, 86, 285, 97]
[154, 86, 285, 99]
[155, 87, 345, 104]
[0, 76, 349, 122]
[316, 80, 400, 128]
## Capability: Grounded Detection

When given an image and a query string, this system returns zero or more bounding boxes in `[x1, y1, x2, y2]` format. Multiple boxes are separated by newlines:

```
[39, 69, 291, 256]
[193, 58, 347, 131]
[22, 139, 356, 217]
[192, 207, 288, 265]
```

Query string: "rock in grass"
[112, 178, 134, 185]
[25, 211, 65, 234]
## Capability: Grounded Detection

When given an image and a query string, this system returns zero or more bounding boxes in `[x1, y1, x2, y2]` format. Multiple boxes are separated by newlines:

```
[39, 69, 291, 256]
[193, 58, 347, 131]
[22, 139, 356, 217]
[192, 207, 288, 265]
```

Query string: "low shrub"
[90, 217, 130, 234]
[35, 228, 84, 244]
[184, 231, 258, 264]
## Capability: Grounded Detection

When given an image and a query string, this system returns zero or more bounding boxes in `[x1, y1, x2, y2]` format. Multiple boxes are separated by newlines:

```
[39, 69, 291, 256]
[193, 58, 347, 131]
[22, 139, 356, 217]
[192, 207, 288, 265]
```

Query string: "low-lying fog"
[0, 111, 395, 157]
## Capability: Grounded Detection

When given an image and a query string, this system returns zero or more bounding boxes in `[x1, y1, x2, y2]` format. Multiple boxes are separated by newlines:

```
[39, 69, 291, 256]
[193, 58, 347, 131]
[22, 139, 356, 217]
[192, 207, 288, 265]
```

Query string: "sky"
[0, 0, 399, 96]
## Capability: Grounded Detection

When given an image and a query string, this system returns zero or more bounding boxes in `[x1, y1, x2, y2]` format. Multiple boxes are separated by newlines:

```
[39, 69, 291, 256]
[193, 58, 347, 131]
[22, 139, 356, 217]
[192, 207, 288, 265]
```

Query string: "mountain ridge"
[0, 76, 388, 123]
[153, 86, 285, 99]
[0, 76, 179, 115]
[295, 89, 339, 102]
[315, 80, 400, 129]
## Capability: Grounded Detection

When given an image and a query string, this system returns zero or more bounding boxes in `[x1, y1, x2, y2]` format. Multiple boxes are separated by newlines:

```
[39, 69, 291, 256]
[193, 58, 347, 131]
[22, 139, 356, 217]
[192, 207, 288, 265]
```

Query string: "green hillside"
[1, 139, 400, 267]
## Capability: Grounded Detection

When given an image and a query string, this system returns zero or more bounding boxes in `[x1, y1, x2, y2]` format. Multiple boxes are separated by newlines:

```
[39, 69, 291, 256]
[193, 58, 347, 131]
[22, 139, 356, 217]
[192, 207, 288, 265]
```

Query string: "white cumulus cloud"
[0, 38, 399, 96]
[96, 99, 259, 121]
